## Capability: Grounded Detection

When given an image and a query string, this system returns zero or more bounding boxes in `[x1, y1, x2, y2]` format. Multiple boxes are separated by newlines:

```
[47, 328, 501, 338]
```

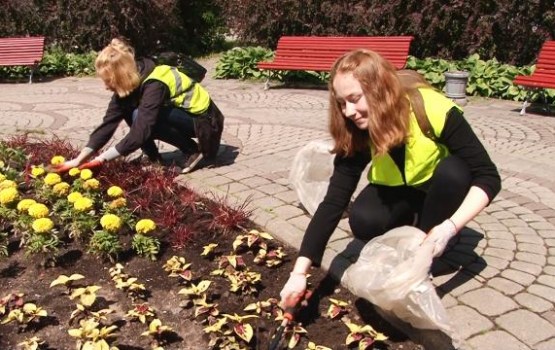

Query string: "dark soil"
[0, 137, 424, 350]
[0, 229, 424, 350]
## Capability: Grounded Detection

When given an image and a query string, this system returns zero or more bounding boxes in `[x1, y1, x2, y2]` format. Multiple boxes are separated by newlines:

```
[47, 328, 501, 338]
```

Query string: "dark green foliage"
[216, 0, 555, 65]
[0, 0, 226, 57]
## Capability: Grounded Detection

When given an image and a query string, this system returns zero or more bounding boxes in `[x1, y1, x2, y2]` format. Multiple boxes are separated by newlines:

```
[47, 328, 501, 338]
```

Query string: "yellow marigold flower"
[31, 166, 46, 177]
[107, 186, 124, 198]
[100, 214, 122, 233]
[0, 160, 4, 168]
[0, 173, 6, 182]
[52, 182, 70, 196]
[50, 156, 65, 165]
[109, 197, 127, 209]
[32, 217, 54, 234]
[0, 187, 19, 205]
[17, 198, 37, 212]
[67, 191, 83, 203]
[74, 197, 93, 212]
[0, 179, 17, 190]
[68, 168, 80, 177]
[136, 219, 156, 235]
[28, 203, 49, 218]
[44, 173, 62, 186]
[80, 169, 93, 180]
[83, 178, 100, 191]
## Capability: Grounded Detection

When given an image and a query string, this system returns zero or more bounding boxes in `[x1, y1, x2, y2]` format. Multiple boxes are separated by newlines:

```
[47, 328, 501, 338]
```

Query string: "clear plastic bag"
[289, 140, 334, 216]
[341, 226, 459, 344]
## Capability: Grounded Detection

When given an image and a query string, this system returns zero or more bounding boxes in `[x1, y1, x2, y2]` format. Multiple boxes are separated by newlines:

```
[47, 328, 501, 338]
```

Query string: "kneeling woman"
[280, 49, 501, 305]
[57, 38, 224, 174]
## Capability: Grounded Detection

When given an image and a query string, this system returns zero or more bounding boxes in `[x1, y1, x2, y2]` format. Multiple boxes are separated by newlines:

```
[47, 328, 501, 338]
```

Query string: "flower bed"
[0, 136, 422, 350]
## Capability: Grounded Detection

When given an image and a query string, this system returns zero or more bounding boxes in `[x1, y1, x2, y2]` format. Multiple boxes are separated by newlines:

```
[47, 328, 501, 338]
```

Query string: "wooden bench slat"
[258, 35, 413, 73]
[512, 40, 555, 114]
[0, 36, 46, 66]
[0, 36, 46, 82]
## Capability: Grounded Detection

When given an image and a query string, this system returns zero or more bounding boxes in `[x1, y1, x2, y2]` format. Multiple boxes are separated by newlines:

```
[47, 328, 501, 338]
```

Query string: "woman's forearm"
[449, 186, 490, 232]
[292, 256, 313, 274]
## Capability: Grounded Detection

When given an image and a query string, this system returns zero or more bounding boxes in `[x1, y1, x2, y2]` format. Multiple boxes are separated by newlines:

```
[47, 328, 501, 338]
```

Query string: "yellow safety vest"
[369, 88, 461, 186]
[143, 65, 210, 114]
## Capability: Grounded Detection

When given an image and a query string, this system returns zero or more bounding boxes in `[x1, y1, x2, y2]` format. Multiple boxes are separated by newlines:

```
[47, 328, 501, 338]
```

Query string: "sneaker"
[181, 152, 203, 174]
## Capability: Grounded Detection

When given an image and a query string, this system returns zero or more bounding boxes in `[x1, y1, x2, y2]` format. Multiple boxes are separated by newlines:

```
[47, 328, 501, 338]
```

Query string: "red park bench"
[257, 36, 414, 89]
[0, 36, 46, 83]
[513, 40, 555, 115]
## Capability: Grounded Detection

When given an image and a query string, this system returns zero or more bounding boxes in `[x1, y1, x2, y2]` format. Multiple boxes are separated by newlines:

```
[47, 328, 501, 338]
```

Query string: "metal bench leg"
[520, 89, 534, 116]
[520, 99, 529, 116]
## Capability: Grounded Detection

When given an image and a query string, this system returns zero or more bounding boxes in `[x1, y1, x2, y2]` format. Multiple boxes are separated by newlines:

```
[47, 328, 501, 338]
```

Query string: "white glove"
[62, 158, 82, 168]
[279, 272, 307, 308]
[424, 219, 458, 257]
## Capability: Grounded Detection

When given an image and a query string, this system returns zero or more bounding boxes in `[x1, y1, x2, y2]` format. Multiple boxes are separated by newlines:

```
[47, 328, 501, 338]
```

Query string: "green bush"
[215, 47, 274, 80]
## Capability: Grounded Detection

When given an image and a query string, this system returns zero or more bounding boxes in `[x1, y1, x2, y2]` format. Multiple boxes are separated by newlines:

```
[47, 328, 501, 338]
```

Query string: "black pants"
[349, 155, 471, 241]
[136, 107, 199, 159]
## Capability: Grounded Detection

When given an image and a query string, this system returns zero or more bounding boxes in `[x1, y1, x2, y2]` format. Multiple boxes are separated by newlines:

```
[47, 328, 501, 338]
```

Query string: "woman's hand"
[279, 272, 307, 309]
[424, 219, 458, 257]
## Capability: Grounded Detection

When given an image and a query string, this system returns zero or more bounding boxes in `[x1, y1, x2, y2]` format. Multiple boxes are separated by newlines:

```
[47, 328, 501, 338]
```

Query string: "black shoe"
[181, 152, 203, 174]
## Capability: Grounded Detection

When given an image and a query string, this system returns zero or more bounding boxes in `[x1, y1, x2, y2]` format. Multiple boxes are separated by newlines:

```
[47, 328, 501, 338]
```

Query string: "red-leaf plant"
[206, 194, 253, 234]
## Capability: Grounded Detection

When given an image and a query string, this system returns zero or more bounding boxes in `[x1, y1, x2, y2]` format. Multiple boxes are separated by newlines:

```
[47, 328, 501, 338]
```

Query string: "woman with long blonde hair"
[280, 49, 500, 307]
[55, 38, 224, 174]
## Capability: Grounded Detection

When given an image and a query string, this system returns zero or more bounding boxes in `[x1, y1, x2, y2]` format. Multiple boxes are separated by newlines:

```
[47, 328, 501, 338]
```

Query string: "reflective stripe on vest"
[369, 88, 461, 186]
[144, 65, 210, 114]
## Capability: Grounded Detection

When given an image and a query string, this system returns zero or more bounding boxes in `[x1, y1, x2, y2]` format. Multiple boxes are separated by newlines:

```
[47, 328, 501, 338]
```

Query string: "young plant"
[212, 254, 246, 276]
[193, 294, 219, 320]
[201, 243, 219, 259]
[50, 273, 86, 293]
[163, 256, 193, 282]
[305, 342, 332, 350]
[17, 336, 46, 350]
[227, 269, 262, 295]
[68, 318, 119, 350]
[88, 230, 122, 262]
[141, 318, 174, 348]
[325, 298, 352, 320]
[284, 323, 308, 349]
[0, 231, 9, 257]
[126, 303, 156, 324]
[131, 218, 160, 260]
[109, 264, 148, 302]
[243, 298, 278, 317]
[343, 318, 388, 349]
[69, 285, 101, 308]
[0, 292, 24, 316]
[1, 303, 48, 331]
[254, 246, 286, 268]
[178, 280, 211, 307]
[232, 229, 273, 251]
[221, 313, 259, 344]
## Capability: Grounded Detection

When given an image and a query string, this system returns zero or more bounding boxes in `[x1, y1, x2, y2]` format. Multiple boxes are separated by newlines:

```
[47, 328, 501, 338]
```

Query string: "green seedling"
[68, 318, 119, 350]
[1, 303, 48, 330]
[17, 336, 45, 350]
[126, 303, 156, 324]
[343, 318, 388, 349]
[325, 298, 351, 320]
[163, 256, 193, 282]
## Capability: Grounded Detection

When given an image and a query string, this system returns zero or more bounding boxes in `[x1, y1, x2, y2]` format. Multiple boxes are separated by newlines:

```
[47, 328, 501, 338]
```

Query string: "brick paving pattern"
[2, 58, 554, 349]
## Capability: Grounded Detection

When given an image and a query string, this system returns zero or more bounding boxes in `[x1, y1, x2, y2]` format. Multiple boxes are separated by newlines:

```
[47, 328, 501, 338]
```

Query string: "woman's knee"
[348, 203, 387, 240]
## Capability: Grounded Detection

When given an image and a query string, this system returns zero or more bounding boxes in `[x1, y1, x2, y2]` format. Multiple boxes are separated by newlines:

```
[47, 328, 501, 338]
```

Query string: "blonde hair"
[329, 50, 429, 157]
[95, 38, 141, 97]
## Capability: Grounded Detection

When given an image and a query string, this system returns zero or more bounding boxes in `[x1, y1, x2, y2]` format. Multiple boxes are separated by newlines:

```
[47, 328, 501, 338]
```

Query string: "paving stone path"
[1, 59, 555, 349]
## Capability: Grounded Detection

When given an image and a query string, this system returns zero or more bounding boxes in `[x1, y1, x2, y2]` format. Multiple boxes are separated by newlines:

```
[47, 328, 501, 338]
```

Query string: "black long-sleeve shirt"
[85, 58, 171, 156]
[298, 107, 501, 266]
